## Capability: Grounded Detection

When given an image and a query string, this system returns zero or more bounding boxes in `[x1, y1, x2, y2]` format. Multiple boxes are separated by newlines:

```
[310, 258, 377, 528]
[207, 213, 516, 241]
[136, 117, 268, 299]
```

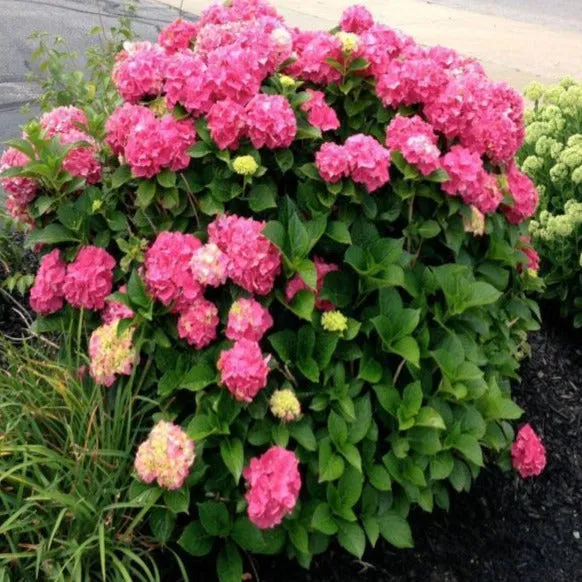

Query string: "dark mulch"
[256, 320, 582, 582]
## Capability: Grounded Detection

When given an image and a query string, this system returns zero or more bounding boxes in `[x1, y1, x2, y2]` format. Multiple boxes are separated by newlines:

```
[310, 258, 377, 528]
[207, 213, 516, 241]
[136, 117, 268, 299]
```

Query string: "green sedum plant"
[1, 1, 543, 579]
[519, 78, 582, 326]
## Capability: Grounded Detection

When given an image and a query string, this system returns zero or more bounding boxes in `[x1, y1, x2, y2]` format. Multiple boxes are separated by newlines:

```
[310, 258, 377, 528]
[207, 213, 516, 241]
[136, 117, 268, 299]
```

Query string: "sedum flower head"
[549, 162, 569, 184]
[270, 389, 301, 422]
[524, 121, 552, 146]
[523, 81, 545, 102]
[336, 31, 359, 54]
[521, 155, 543, 178]
[233, 155, 259, 176]
[321, 310, 348, 333]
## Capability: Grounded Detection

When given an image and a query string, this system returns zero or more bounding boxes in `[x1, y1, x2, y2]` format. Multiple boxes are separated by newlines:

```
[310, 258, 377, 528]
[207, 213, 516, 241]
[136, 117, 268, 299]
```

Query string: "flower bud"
[233, 155, 259, 176]
[321, 310, 348, 333]
[270, 389, 301, 422]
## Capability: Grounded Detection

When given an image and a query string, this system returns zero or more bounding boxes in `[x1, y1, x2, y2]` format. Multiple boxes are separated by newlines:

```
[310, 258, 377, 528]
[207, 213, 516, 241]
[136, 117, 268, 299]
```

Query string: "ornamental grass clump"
[519, 78, 582, 326]
[2, 1, 544, 578]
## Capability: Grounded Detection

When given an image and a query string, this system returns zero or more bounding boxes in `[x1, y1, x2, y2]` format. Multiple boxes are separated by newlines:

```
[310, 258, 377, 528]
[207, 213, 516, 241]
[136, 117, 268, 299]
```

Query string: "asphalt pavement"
[0, 0, 183, 143]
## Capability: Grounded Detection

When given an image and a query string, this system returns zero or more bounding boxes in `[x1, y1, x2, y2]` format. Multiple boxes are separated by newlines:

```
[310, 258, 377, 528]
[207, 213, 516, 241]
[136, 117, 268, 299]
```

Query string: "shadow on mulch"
[255, 318, 582, 582]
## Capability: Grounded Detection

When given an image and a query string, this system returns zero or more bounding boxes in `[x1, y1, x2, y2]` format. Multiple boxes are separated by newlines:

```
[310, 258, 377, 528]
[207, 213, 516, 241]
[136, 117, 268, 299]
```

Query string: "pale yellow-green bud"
[270, 389, 301, 422]
[279, 74, 296, 88]
[321, 310, 348, 333]
[336, 31, 359, 54]
[521, 155, 543, 178]
[233, 155, 258, 176]
[91, 199, 103, 213]
[549, 162, 568, 184]
[524, 82, 545, 102]
[462, 206, 485, 237]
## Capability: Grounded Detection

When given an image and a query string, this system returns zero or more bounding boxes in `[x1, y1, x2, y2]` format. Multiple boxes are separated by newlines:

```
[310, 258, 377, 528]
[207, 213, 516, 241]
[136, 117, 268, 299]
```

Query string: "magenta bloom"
[59, 130, 102, 185]
[218, 339, 270, 402]
[226, 298, 273, 342]
[0, 148, 38, 217]
[177, 298, 219, 349]
[62, 246, 116, 310]
[164, 50, 214, 116]
[245, 94, 296, 150]
[158, 18, 199, 54]
[340, 5, 374, 34]
[517, 236, 540, 273]
[102, 285, 134, 324]
[315, 142, 350, 183]
[207, 99, 247, 150]
[190, 242, 230, 287]
[40, 106, 87, 137]
[357, 24, 413, 78]
[386, 115, 441, 176]
[503, 164, 539, 224]
[208, 214, 281, 296]
[105, 103, 156, 157]
[285, 256, 339, 311]
[301, 89, 340, 132]
[112, 41, 168, 103]
[135, 421, 195, 490]
[29, 249, 67, 316]
[144, 231, 203, 312]
[511, 424, 546, 478]
[243, 446, 301, 529]
[344, 134, 391, 193]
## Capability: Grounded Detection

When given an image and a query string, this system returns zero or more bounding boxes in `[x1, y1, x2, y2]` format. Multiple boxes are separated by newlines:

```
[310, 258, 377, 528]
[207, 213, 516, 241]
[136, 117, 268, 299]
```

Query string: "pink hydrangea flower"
[344, 134, 391, 192]
[376, 45, 448, 108]
[243, 446, 301, 529]
[356, 24, 413, 78]
[29, 249, 67, 315]
[102, 285, 134, 324]
[0, 148, 38, 208]
[218, 339, 270, 402]
[301, 89, 340, 132]
[517, 236, 540, 273]
[89, 319, 136, 387]
[226, 298, 273, 341]
[385, 115, 441, 176]
[158, 18, 199, 54]
[286, 31, 342, 86]
[340, 5, 374, 34]
[442, 145, 502, 214]
[315, 142, 351, 183]
[144, 231, 203, 312]
[125, 115, 196, 178]
[245, 94, 296, 150]
[59, 130, 102, 184]
[286, 256, 339, 311]
[207, 45, 265, 105]
[164, 50, 214, 116]
[112, 41, 168, 103]
[40, 106, 87, 137]
[177, 298, 219, 349]
[208, 215, 281, 295]
[105, 103, 156, 157]
[190, 242, 230, 287]
[62, 246, 116, 310]
[503, 164, 539, 224]
[134, 421, 195, 490]
[206, 99, 247, 150]
[511, 424, 546, 478]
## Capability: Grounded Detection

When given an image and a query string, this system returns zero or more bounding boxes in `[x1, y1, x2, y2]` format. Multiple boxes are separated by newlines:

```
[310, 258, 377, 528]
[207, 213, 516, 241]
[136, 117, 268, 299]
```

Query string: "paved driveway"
[0, 0, 183, 143]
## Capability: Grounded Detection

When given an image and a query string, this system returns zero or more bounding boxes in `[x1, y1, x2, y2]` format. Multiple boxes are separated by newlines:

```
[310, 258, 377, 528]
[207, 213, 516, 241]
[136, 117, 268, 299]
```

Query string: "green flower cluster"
[519, 79, 582, 326]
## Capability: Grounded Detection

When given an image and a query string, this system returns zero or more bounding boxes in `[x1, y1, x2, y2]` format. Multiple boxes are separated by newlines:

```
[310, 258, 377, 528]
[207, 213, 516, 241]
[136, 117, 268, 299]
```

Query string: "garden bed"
[255, 319, 581, 582]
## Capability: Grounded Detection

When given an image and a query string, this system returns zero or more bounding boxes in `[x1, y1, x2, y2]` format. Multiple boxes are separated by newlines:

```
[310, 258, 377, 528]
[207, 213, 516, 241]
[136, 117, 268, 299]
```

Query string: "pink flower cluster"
[158, 18, 199, 54]
[135, 421, 195, 490]
[209, 214, 281, 296]
[386, 115, 441, 176]
[517, 236, 540, 273]
[102, 285, 134, 324]
[340, 5, 374, 34]
[226, 298, 273, 341]
[0, 147, 38, 223]
[286, 257, 339, 311]
[243, 446, 301, 529]
[62, 246, 116, 310]
[503, 164, 539, 224]
[29, 249, 67, 315]
[106, 105, 196, 178]
[315, 134, 390, 192]
[218, 338, 270, 402]
[178, 298, 219, 349]
[40, 106, 102, 185]
[511, 424, 546, 478]
[300, 90, 340, 132]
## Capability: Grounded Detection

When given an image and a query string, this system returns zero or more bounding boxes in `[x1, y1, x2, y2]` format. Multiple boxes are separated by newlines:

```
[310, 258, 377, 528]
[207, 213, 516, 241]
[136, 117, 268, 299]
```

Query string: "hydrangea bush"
[2, 1, 543, 578]
[519, 78, 582, 326]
